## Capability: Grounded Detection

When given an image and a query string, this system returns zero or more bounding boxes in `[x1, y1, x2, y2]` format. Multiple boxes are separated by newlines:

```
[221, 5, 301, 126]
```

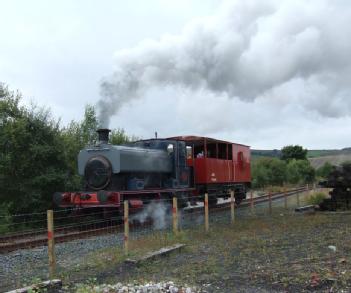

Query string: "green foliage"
[281, 145, 308, 161]
[252, 150, 315, 188]
[286, 159, 315, 184]
[0, 203, 12, 233]
[0, 85, 69, 213]
[307, 192, 327, 205]
[0, 84, 134, 214]
[252, 158, 286, 188]
[60, 105, 101, 190]
[285, 159, 300, 184]
[316, 162, 334, 178]
[110, 128, 132, 144]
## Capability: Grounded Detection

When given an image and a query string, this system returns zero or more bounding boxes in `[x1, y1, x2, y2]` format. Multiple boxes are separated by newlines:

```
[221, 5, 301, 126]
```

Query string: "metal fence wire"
[0, 186, 324, 292]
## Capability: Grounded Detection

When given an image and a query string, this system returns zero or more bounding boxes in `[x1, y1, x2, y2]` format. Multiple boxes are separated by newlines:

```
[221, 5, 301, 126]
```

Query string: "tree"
[251, 158, 287, 188]
[295, 159, 315, 183]
[0, 84, 137, 214]
[251, 159, 270, 188]
[80, 105, 99, 145]
[61, 105, 100, 191]
[286, 159, 315, 184]
[281, 145, 308, 161]
[0, 84, 69, 213]
[316, 162, 333, 178]
[286, 159, 301, 184]
[110, 128, 138, 144]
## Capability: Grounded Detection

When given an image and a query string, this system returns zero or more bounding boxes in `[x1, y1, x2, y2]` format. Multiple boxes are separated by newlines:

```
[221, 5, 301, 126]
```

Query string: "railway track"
[0, 187, 309, 253]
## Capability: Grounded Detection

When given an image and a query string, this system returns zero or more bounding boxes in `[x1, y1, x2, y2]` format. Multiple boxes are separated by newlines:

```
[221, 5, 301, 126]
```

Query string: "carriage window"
[186, 146, 193, 159]
[178, 142, 186, 167]
[206, 143, 217, 158]
[194, 145, 204, 158]
[228, 144, 233, 160]
[218, 143, 227, 159]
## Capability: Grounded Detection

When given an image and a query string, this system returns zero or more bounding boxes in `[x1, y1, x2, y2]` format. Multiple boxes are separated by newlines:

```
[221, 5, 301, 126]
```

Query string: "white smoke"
[98, 0, 351, 127]
[131, 201, 171, 230]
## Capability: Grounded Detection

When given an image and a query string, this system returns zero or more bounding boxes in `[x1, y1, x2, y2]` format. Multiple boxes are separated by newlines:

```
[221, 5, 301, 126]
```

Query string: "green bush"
[316, 162, 333, 178]
[307, 192, 327, 205]
[0, 203, 13, 234]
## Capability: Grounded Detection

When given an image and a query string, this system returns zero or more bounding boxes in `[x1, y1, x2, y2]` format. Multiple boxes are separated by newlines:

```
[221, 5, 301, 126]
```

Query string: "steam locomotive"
[54, 129, 251, 211]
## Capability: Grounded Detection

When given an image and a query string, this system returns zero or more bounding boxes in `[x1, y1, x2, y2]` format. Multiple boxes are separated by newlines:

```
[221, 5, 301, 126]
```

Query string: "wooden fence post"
[124, 200, 129, 255]
[250, 191, 254, 214]
[230, 190, 235, 224]
[172, 196, 178, 235]
[284, 187, 288, 210]
[297, 191, 300, 207]
[205, 193, 209, 233]
[47, 210, 56, 279]
[268, 192, 272, 215]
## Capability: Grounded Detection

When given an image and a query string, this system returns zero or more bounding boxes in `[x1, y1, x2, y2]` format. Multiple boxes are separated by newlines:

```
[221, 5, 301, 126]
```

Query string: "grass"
[136, 213, 351, 292]
[57, 191, 351, 292]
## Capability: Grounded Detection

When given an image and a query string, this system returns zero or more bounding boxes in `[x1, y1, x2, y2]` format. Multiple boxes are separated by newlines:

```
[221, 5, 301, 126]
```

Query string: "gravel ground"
[0, 232, 124, 291]
[73, 281, 199, 293]
[86, 212, 351, 292]
[0, 190, 310, 292]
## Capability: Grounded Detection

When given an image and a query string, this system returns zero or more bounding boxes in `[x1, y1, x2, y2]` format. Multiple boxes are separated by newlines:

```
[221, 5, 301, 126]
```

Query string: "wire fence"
[0, 185, 327, 292]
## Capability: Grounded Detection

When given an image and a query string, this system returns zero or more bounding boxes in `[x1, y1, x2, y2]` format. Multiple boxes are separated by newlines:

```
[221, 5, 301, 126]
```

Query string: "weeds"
[307, 192, 328, 205]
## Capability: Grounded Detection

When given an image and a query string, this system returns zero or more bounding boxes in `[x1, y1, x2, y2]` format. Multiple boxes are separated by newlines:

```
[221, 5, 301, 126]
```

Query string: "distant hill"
[251, 149, 281, 160]
[309, 148, 351, 157]
[251, 148, 351, 167]
[309, 154, 351, 169]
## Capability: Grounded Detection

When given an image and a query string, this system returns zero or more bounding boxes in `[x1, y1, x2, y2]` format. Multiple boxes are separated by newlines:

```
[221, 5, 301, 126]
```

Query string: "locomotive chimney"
[97, 128, 111, 144]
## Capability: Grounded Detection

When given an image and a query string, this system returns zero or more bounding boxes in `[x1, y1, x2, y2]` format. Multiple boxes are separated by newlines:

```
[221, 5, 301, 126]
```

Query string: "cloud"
[98, 0, 351, 128]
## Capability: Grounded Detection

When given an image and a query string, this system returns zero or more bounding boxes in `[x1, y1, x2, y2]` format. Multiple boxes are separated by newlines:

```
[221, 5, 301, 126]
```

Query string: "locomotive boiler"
[54, 129, 251, 211]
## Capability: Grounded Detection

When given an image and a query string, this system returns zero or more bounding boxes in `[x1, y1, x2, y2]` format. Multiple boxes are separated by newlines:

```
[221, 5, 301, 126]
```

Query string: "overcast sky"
[1, 0, 351, 149]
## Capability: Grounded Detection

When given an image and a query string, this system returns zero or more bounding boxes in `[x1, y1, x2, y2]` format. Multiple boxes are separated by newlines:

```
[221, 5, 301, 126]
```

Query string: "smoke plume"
[98, 0, 351, 127]
[131, 201, 170, 230]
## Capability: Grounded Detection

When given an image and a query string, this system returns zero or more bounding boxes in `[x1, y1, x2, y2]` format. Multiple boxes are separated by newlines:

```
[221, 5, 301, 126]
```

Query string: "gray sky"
[1, 0, 351, 149]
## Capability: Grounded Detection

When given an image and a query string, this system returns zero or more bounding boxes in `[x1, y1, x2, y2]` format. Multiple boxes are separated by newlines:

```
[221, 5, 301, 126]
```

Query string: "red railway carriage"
[169, 136, 251, 204]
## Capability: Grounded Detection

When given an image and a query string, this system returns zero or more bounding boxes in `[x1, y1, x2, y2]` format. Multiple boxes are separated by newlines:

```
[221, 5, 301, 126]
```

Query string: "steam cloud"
[131, 201, 170, 230]
[98, 0, 351, 127]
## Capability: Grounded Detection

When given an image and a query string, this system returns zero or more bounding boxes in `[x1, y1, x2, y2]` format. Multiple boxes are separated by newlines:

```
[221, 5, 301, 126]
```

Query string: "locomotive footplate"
[54, 188, 195, 208]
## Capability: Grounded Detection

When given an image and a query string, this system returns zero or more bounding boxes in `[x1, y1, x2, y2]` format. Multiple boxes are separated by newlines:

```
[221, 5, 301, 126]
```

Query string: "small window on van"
[186, 146, 193, 159]
[238, 152, 244, 167]
[228, 144, 233, 160]
[218, 143, 227, 159]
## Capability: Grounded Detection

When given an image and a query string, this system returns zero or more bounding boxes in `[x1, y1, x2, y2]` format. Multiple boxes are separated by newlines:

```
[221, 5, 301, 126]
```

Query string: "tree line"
[252, 145, 319, 188]
[0, 84, 134, 215]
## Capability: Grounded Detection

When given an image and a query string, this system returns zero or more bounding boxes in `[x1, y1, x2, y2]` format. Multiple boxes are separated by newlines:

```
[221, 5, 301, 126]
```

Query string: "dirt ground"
[61, 208, 351, 292]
